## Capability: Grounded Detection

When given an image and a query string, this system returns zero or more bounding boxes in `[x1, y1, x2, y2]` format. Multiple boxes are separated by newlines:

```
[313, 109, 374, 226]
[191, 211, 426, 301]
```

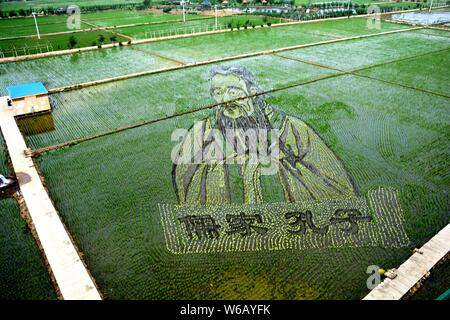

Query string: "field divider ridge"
[129, 46, 186, 65]
[47, 26, 423, 94]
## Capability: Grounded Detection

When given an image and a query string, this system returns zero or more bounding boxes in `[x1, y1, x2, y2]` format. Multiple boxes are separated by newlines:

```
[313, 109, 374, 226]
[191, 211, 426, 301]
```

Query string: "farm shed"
[6, 82, 51, 115]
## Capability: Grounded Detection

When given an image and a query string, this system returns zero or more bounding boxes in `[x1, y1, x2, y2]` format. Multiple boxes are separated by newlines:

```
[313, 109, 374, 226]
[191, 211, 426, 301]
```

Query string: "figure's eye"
[212, 88, 223, 96]
[228, 88, 243, 97]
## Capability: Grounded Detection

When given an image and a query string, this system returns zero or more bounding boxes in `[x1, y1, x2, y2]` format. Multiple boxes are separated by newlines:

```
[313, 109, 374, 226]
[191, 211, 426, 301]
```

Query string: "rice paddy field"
[0, 8, 287, 56]
[0, 15, 89, 38]
[0, 136, 56, 300]
[0, 13, 449, 300]
[81, 10, 207, 27]
[115, 15, 282, 40]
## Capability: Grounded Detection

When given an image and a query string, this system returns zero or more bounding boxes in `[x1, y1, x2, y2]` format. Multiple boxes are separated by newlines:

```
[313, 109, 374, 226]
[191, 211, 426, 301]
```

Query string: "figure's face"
[211, 74, 255, 119]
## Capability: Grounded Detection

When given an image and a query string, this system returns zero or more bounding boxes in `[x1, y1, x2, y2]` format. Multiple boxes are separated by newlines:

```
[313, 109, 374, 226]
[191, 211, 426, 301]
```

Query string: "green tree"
[110, 35, 117, 43]
[98, 34, 105, 44]
[68, 36, 78, 49]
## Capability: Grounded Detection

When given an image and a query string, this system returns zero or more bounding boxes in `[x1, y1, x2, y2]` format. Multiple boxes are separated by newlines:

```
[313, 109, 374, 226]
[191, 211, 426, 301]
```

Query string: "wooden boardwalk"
[0, 97, 101, 300]
[364, 223, 450, 300]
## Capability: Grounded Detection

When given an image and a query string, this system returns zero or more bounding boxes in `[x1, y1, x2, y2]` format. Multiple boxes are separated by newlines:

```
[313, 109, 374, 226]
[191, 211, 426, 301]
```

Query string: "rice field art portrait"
[172, 65, 358, 204]
[161, 65, 409, 255]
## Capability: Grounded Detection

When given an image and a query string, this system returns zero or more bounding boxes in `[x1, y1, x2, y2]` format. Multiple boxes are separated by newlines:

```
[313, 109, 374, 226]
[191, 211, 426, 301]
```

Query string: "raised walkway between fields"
[0, 97, 102, 300]
[364, 223, 450, 300]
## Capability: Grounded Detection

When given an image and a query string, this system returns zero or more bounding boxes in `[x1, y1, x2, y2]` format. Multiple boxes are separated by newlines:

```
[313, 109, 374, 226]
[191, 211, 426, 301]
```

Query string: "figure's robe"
[173, 108, 357, 205]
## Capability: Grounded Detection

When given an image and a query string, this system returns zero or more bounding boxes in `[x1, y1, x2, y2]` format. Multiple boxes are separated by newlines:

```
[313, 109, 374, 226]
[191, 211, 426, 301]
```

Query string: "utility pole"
[182, 1, 186, 22]
[215, 5, 218, 30]
[429, 0, 434, 12]
[347, 0, 351, 18]
[32, 12, 41, 39]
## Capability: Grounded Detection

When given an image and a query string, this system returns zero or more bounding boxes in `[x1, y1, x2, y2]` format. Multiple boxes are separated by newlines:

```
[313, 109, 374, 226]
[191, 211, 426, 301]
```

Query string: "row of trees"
[225, 17, 272, 29]
[67, 34, 123, 49]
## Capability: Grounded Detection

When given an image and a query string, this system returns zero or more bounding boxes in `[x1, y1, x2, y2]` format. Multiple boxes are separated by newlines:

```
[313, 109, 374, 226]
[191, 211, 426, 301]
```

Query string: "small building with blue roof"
[6, 82, 51, 115]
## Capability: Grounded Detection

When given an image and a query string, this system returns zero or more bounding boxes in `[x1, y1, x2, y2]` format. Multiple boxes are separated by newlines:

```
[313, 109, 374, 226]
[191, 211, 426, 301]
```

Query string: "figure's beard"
[215, 101, 270, 131]
[214, 101, 271, 154]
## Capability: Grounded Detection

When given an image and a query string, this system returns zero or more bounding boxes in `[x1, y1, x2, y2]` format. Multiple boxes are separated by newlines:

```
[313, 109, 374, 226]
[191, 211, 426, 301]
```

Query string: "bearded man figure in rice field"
[172, 65, 358, 205]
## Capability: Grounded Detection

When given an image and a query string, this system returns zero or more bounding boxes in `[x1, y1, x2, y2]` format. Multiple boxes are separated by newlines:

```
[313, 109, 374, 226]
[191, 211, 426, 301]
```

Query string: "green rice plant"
[0, 18, 90, 38]
[0, 46, 175, 95]
[137, 27, 331, 64]
[0, 198, 55, 299]
[268, 74, 449, 244]
[357, 48, 450, 96]
[114, 15, 282, 40]
[0, 0, 143, 11]
[0, 133, 9, 175]
[278, 17, 411, 38]
[82, 11, 208, 27]
[281, 30, 450, 71]
[0, 18, 409, 94]
[0, 30, 128, 57]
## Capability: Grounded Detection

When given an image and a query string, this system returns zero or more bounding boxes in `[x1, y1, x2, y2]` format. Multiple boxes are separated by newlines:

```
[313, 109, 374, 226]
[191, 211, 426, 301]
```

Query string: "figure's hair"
[209, 65, 264, 94]
[210, 65, 270, 116]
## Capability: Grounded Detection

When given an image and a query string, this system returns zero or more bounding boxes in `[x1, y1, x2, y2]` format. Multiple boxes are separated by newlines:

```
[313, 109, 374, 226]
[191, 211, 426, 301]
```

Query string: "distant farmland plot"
[0, 46, 176, 94]
[0, 21, 91, 38]
[0, 16, 411, 58]
[0, 0, 144, 11]
[81, 10, 204, 27]
[0, 11, 191, 39]
[0, 18, 409, 94]
[0, 30, 127, 56]
[280, 29, 450, 70]
[115, 15, 283, 39]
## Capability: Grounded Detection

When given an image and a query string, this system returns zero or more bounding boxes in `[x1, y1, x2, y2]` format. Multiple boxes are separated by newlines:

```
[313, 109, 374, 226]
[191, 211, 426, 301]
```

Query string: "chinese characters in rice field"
[178, 209, 372, 240]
